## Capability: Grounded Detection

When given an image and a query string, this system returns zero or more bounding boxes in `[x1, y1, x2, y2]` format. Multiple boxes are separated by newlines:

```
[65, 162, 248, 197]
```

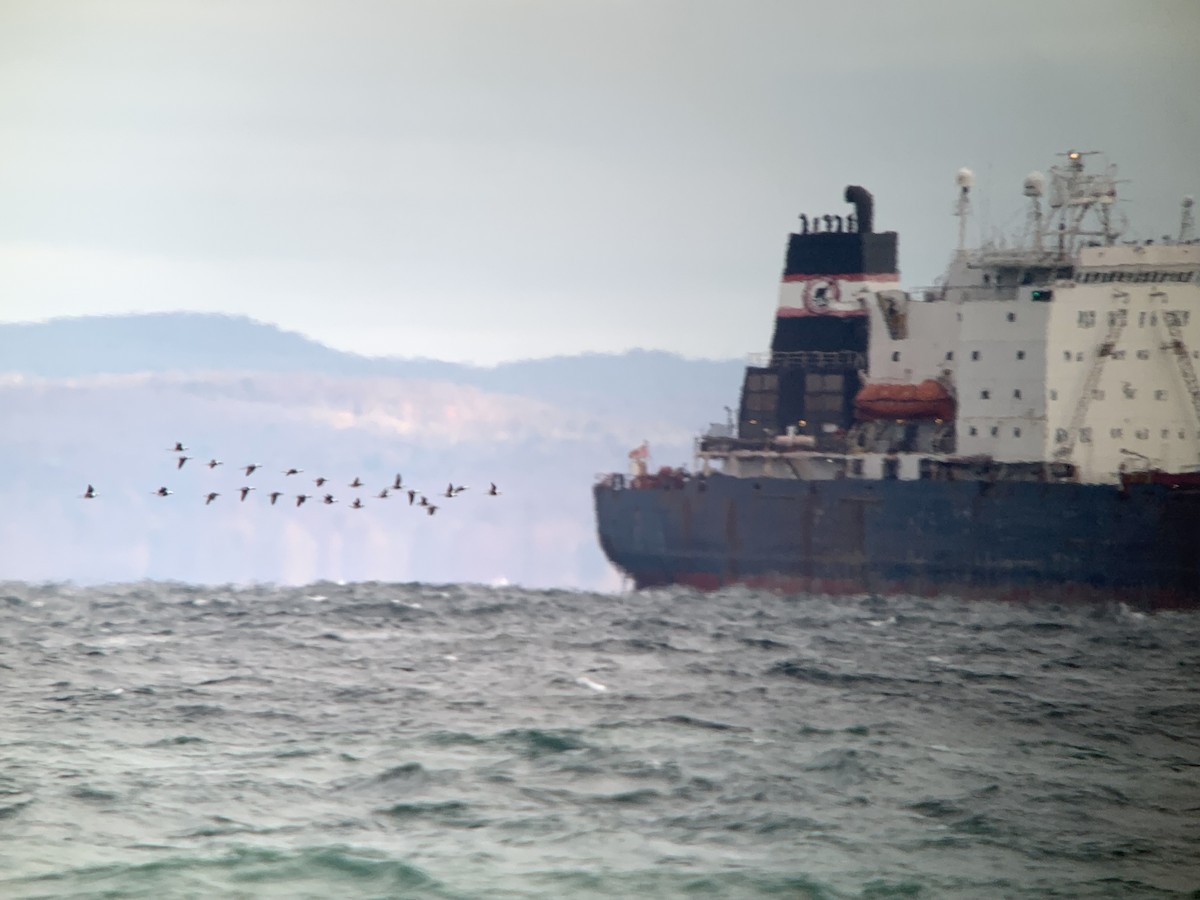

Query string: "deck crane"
[1162, 310, 1200, 425]
[1055, 314, 1126, 460]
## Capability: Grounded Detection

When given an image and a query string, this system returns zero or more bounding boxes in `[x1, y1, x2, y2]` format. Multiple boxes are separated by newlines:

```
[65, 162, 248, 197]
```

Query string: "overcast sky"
[1, 1, 1198, 364]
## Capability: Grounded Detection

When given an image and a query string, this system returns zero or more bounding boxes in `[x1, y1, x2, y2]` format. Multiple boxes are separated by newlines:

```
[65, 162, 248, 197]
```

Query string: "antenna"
[1024, 171, 1045, 252]
[954, 168, 974, 252]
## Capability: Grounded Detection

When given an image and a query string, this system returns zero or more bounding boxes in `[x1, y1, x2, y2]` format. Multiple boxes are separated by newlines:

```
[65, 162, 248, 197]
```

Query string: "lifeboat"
[853, 379, 955, 421]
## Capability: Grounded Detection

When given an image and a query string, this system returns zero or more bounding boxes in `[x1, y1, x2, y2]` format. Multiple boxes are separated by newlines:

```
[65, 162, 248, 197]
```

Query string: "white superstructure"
[864, 152, 1200, 484]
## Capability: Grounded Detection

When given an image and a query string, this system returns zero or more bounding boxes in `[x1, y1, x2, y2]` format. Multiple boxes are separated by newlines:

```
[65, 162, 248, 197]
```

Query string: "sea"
[0, 582, 1196, 899]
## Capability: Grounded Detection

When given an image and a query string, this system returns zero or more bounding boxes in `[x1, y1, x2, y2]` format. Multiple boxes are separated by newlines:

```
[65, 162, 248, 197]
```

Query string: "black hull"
[594, 473, 1200, 609]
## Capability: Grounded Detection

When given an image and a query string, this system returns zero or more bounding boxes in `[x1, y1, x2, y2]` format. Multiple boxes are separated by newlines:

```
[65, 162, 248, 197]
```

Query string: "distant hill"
[0, 313, 749, 589]
[0, 313, 745, 429]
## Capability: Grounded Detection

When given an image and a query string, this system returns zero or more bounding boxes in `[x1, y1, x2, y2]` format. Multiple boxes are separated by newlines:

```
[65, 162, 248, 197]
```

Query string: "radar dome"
[1024, 171, 1045, 197]
[956, 168, 975, 189]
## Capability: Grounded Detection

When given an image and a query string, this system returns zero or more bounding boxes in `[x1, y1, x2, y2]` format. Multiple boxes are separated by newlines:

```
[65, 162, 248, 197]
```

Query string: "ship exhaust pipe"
[844, 185, 873, 234]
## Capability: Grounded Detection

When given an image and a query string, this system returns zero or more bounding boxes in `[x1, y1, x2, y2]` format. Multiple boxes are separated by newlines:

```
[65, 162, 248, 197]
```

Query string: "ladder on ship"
[1163, 311, 1200, 425]
[1055, 316, 1126, 459]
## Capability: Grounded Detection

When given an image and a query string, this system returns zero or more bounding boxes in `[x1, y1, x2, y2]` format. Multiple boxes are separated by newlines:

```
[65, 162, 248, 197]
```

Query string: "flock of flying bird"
[80, 442, 501, 516]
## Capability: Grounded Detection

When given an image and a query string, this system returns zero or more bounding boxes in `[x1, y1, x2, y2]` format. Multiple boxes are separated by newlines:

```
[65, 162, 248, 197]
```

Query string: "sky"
[1, 0, 1198, 365]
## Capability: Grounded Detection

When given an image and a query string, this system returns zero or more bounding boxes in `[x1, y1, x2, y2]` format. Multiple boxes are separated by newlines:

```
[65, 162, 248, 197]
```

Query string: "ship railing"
[746, 350, 866, 369]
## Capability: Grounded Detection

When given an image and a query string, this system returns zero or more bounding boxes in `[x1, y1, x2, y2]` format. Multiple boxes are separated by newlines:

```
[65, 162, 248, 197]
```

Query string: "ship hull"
[593, 473, 1200, 609]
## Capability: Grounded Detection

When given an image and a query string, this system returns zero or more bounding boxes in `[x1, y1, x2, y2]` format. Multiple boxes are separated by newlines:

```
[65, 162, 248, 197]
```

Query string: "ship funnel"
[844, 185, 874, 234]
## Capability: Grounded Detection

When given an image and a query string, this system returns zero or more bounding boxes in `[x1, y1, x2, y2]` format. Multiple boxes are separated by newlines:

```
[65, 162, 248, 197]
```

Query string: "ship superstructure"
[594, 153, 1200, 606]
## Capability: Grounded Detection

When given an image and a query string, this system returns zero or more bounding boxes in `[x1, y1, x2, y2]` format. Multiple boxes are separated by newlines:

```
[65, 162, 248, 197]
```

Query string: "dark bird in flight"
[244, 464, 261, 476]
[349, 477, 363, 488]
[239, 486, 255, 502]
[169, 442, 187, 452]
[314, 476, 328, 487]
[177, 456, 192, 469]
[407, 489, 417, 505]
[295, 494, 311, 507]
[392, 473, 404, 490]
[82, 484, 97, 499]
[269, 491, 283, 505]
[205, 492, 219, 505]
[323, 493, 337, 505]
[351, 498, 364, 509]
[488, 482, 500, 496]
[207, 459, 223, 469]
[284, 468, 302, 476]
[419, 495, 429, 507]
[154, 486, 172, 497]
[444, 483, 454, 498]
[453, 484, 467, 495]
[376, 488, 389, 499]
[426, 504, 438, 516]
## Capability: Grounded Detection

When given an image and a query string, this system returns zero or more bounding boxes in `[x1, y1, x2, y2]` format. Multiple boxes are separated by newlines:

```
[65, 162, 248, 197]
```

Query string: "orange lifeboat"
[853, 380, 955, 421]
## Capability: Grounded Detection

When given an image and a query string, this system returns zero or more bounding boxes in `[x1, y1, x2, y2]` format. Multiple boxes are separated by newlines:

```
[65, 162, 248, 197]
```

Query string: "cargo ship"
[593, 152, 1200, 607]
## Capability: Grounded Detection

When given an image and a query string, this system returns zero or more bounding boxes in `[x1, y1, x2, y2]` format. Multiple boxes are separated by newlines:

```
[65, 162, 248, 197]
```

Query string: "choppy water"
[0, 582, 1197, 899]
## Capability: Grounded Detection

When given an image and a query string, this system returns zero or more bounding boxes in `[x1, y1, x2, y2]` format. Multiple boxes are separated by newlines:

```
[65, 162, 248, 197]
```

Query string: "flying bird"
[239, 486, 255, 502]
[206, 459, 223, 469]
[426, 504, 438, 516]
[351, 498, 364, 509]
[169, 442, 187, 452]
[283, 468, 302, 476]
[295, 494, 311, 507]
[443, 483, 454, 498]
[418, 495, 429, 507]
[376, 488, 389, 499]
[392, 473, 404, 490]
[177, 456, 192, 469]
[314, 476, 328, 487]
[205, 492, 219, 505]
[81, 484, 97, 499]
[323, 493, 337, 505]
[407, 489, 416, 505]
[453, 484, 467, 495]
[244, 464, 261, 477]
[153, 486, 172, 497]
[269, 491, 283, 505]
[349, 477, 363, 488]
[488, 482, 501, 496]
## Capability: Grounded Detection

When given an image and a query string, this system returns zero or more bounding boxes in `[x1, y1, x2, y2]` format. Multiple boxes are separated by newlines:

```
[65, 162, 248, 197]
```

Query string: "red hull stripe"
[781, 273, 899, 283]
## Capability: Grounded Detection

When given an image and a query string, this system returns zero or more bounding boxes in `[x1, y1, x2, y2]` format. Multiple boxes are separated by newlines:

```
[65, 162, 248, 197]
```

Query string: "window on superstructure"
[1108, 310, 1127, 327]
[1136, 429, 1149, 440]
[1078, 311, 1096, 328]
[969, 426, 978, 436]
[946, 351, 954, 361]
[1162, 429, 1170, 439]
[1150, 313, 1158, 326]
[1110, 428, 1123, 438]
[1014, 389, 1022, 399]
[1014, 427, 1022, 437]
[990, 426, 999, 437]
[1050, 389, 1058, 401]
[1137, 349, 1150, 360]
[1080, 427, 1092, 443]
[1007, 312, 1016, 322]
[1155, 390, 1168, 400]
[1076, 352, 1084, 361]
[1055, 428, 1068, 443]
[891, 351, 900, 362]
[1092, 389, 1105, 400]
[981, 390, 990, 399]
[1112, 350, 1126, 360]
[1016, 350, 1025, 360]
[1139, 312, 1147, 327]
[1063, 351, 1071, 362]
[883, 458, 899, 480]
[851, 459, 864, 476]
